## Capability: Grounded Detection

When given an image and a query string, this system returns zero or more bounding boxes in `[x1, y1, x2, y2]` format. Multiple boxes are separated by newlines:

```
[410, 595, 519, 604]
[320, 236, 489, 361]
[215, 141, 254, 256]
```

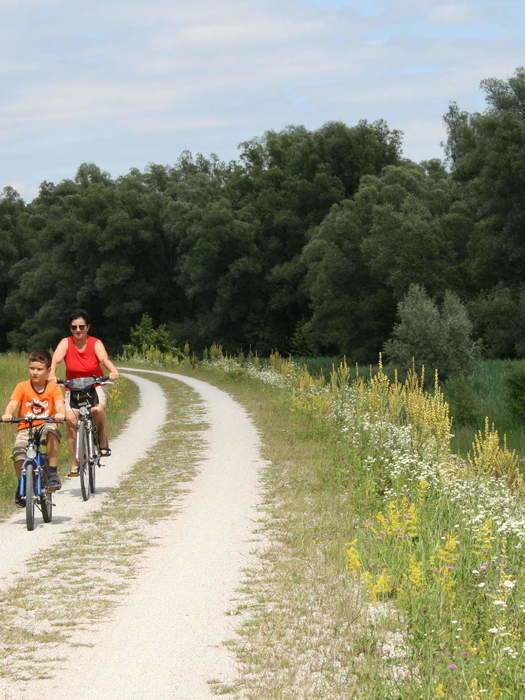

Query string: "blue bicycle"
[3, 416, 60, 530]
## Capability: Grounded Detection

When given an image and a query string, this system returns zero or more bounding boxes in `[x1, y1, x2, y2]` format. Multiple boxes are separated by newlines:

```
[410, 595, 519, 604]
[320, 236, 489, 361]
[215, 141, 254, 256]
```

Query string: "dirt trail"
[2, 368, 264, 699]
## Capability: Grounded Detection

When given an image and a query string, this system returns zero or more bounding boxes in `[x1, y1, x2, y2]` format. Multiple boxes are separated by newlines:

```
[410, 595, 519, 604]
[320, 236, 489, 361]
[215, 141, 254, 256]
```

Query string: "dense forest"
[1, 67, 524, 362]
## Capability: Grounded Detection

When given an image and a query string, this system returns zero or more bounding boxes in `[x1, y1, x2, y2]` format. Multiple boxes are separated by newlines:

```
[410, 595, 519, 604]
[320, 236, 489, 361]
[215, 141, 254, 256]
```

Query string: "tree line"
[1, 67, 524, 365]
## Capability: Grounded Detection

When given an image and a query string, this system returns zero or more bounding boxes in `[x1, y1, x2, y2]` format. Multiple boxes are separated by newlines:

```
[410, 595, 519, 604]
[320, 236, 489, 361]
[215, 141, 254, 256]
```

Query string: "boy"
[1, 350, 65, 506]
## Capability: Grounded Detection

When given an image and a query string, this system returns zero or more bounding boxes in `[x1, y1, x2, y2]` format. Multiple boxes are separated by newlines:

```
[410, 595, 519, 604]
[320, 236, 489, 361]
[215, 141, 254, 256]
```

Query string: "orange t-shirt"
[10, 380, 63, 430]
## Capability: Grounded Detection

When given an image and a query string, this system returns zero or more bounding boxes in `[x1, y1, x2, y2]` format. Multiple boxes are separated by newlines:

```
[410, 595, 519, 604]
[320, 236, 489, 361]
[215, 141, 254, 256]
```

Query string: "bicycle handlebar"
[58, 376, 110, 388]
[1, 416, 64, 424]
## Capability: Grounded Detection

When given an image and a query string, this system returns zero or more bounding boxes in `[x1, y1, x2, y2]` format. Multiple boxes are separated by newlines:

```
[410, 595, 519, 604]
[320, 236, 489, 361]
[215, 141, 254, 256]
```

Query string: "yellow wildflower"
[346, 540, 361, 571]
[371, 569, 394, 600]
[435, 682, 446, 698]
[408, 553, 424, 591]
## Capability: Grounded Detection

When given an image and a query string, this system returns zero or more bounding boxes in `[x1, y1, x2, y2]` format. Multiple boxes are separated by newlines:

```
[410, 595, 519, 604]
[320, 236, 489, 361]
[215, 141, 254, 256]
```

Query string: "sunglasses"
[70, 324, 87, 330]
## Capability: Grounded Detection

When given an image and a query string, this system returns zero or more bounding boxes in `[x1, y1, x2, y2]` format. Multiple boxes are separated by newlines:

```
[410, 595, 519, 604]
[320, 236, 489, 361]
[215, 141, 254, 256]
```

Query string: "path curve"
[11, 368, 264, 699]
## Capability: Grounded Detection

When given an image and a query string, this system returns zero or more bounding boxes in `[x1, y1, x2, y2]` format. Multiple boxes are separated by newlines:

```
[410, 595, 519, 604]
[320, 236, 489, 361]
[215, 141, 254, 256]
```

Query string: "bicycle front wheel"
[89, 459, 96, 494]
[76, 423, 90, 502]
[88, 430, 97, 494]
[25, 463, 36, 531]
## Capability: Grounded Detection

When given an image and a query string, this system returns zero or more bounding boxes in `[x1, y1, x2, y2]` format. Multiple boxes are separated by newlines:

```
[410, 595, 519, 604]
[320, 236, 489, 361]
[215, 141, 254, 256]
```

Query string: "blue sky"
[1, 0, 524, 200]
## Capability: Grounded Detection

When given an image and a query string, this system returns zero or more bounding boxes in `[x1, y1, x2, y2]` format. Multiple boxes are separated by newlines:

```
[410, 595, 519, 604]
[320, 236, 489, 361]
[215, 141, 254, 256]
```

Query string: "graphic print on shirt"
[25, 398, 49, 417]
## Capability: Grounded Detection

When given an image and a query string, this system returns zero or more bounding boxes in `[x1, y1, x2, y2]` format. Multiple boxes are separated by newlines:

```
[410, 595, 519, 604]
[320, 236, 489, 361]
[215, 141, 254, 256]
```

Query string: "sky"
[1, 0, 524, 201]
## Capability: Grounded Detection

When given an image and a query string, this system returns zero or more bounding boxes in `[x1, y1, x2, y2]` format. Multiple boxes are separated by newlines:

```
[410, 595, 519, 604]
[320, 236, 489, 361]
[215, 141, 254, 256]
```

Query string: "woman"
[49, 310, 119, 475]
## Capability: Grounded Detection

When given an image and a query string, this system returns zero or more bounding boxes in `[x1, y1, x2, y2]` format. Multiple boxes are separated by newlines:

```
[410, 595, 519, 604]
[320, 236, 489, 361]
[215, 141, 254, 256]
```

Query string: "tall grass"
[445, 359, 525, 464]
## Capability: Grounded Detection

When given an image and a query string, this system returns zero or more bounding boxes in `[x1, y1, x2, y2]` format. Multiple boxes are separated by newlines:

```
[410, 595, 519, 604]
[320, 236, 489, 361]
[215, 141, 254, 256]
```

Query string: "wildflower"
[435, 682, 446, 697]
[447, 663, 458, 670]
[501, 646, 518, 658]
[492, 600, 507, 607]
[502, 580, 515, 589]
[407, 553, 424, 591]
[367, 569, 394, 600]
[346, 541, 361, 571]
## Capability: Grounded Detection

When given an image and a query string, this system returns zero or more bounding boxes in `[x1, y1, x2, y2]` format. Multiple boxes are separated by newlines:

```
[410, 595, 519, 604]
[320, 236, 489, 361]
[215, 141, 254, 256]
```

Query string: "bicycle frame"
[75, 405, 97, 465]
[18, 426, 47, 501]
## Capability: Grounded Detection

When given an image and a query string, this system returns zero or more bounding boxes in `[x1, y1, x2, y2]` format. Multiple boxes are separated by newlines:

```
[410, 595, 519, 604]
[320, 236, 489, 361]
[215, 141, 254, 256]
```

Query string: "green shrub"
[384, 284, 481, 379]
[122, 313, 183, 357]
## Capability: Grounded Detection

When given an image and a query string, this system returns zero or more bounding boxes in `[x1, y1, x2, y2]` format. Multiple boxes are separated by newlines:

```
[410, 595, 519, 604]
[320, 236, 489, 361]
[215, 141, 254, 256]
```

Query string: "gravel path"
[1, 368, 263, 699]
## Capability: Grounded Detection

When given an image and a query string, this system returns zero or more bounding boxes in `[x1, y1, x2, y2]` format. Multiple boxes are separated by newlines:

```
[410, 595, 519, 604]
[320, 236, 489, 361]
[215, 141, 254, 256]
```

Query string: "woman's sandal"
[99, 445, 111, 457]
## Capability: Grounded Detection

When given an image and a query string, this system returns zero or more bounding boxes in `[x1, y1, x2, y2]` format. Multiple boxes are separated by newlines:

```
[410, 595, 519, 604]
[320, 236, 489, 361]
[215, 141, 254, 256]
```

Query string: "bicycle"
[58, 376, 109, 501]
[1, 416, 61, 531]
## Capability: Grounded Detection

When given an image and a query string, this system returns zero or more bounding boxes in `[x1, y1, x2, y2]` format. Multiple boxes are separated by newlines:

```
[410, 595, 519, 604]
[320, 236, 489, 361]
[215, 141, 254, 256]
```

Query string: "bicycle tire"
[40, 490, 53, 522]
[77, 423, 90, 501]
[25, 462, 36, 531]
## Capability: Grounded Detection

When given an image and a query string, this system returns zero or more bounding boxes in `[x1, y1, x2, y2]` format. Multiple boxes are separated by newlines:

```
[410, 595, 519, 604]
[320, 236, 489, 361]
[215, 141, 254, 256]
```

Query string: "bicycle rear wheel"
[25, 463, 36, 531]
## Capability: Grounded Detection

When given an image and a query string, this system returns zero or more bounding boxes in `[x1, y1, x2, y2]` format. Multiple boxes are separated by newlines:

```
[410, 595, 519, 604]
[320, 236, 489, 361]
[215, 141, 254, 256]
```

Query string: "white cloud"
[0, 0, 524, 196]
[427, 2, 482, 24]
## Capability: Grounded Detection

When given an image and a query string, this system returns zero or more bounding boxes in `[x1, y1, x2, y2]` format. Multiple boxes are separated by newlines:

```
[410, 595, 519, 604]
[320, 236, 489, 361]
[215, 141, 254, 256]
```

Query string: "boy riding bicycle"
[1, 350, 65, 506]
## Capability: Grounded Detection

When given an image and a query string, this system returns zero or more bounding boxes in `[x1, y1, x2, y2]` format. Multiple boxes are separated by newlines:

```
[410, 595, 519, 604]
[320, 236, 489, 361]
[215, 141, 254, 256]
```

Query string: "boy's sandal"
[99, 446, 111, 457]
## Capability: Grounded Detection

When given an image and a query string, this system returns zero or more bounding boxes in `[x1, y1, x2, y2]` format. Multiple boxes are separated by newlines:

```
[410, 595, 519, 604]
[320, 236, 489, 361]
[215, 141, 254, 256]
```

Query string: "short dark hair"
[28, 350, 52, 368]
[68, 309, 90, 325]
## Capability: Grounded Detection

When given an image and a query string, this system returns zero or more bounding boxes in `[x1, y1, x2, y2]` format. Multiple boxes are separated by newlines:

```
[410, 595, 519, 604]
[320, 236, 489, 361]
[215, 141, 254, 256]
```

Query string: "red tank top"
[65, 336, 104, 379]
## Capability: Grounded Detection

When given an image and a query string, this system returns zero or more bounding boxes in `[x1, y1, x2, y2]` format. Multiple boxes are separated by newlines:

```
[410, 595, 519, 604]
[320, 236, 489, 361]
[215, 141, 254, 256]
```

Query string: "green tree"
[0, 187, 25, 350]
[445, 67, 525, 294]
[303, 161, 469, 360]
[234, 120, 402, 352]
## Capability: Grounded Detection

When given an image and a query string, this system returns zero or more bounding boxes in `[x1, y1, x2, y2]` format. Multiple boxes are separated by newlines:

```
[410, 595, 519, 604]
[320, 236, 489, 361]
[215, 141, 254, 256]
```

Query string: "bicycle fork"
[76, 412, 96, 465]
[19, 467, 26, 497]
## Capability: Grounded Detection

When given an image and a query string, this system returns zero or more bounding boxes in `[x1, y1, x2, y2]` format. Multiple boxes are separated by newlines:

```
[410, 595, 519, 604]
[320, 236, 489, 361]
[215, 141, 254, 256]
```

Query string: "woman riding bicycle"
[49, 310, 119, 476]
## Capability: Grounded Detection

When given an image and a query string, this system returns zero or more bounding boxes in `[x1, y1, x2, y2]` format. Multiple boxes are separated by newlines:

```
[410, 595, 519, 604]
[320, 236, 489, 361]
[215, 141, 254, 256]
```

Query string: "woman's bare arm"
[94, 340, 119, 380]
[49, 338, 68, 381]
